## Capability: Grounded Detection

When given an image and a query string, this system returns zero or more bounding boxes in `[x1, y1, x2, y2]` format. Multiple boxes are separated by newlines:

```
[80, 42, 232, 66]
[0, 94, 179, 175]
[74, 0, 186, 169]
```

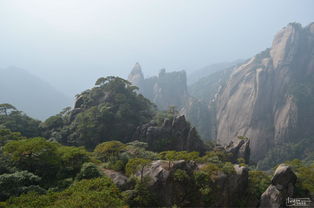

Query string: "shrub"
[76, 162, 102, 181]
[5, 177, 126, 208]
[0, 171, 45, 201]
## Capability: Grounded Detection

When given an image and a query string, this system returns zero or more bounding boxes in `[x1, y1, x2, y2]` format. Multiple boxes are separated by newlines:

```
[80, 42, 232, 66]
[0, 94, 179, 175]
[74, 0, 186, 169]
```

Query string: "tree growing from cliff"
[125, 158, 151, 182]
[158, 151, 177, 168]
[154, 106, 178, 126]
[0, 104, 16, 116]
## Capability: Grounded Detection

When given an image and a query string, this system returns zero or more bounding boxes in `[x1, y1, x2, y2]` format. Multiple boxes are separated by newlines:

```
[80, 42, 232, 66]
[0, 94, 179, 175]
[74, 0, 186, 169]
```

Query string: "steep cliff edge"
[128, 64, 213, 140]
[132, 115, 208, 153]
[216, 22, 314, 161]
[128, 64, 189, 110]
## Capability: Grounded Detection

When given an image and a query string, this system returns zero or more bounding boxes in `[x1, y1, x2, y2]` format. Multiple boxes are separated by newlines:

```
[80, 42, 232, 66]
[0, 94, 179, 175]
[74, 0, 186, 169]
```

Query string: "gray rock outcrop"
[127, 64, 213, 140]
[101, 168, 129, 190]
[212, 164, 249, 207]
[132, 115, 208, 153]
[128, 67, 189, 110]
[224, 138, 250, 164]
[259, 164, 297, 208]
[139, 160, 197, 207]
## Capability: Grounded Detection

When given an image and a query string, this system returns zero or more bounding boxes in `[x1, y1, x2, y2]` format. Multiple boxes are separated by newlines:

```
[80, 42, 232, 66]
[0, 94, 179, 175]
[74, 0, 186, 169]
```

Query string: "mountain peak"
[270, 22, 308, 68]
[127, 62, 144, 86]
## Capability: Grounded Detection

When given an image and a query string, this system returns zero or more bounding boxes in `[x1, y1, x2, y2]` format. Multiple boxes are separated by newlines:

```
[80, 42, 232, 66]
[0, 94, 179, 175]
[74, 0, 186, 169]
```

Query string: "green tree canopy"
[5, 177, 126, 208]
[125, 158, 151, 181]
[94, 141, 126, 162]
[46, 76, 156, 150]
[3, 138, 61, 182]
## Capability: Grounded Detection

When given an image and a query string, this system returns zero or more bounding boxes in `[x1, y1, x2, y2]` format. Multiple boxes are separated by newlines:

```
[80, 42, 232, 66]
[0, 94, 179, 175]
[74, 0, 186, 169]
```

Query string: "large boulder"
[212, 165, 249, 207]
[132, 115, 208, 153]
[259, 164, 297, 208]
[139, 160, 197, 207]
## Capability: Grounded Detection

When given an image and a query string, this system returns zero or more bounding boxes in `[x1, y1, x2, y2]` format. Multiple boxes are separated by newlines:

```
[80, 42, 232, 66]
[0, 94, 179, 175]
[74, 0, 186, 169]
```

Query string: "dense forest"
[0, 76, 313, 208]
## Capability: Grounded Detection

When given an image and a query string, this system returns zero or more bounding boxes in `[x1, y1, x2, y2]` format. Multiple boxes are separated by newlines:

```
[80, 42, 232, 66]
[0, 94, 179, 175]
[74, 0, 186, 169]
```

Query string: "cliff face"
[216, 23, 314, 160]
[128, 64, 188, 110]
[132, 115, 208, 153]
[128, 64, 212, 140]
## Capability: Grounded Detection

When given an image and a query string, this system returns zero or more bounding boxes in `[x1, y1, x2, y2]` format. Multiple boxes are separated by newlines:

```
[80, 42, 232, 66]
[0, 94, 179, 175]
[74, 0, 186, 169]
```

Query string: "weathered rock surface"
[127, 64, 212, 140]
[180, 96, 214, 140]
[216, 22, 314, 160]
[138, 160, 249, 207]
[259, 164, 297, 208]
[101, 168, 129, 190]
[132, 115, 208, 153]
[212, 164, 249, 207]
[128, 67, 188, 110]
[224, 138, 250, 164]
[139, 160, 197, 207]
[127, 62, 144, 88]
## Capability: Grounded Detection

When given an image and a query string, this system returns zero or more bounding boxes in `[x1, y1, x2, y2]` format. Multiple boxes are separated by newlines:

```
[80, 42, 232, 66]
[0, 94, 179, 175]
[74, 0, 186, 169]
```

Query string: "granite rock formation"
[215, 22, 314, 160]
[128, 64, 189, 110]
[259, 164, 297, 208]
[132, 115, 208, 153]
[127, 63, 212, 140]
[224, 138, 250, 164]
[134, 160, 249, 207]
[212, 164, 249, 207]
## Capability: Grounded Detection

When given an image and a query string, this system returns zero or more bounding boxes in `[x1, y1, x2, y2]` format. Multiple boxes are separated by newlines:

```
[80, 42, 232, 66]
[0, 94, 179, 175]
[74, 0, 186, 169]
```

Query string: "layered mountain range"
[128, 22, 314, 163]
[0, 67, 72, 120]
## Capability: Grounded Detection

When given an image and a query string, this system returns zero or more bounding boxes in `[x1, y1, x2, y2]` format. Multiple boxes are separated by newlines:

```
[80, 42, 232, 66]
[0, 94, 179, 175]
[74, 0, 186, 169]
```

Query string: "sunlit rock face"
[215, 22, 314, 160]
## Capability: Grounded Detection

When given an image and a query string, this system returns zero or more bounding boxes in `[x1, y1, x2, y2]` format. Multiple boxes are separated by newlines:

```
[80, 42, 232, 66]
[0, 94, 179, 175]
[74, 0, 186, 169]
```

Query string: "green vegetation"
[285, 159, 314, 196]
[0, 75, 312, 207]
[75, 162, 102, 181]
[258, 137, 314, 170]
[154, 106, 178, 125]
[4, 177, 126, 208]
[0, 104, 41, 138]
[2, 137, 90, 188]
[0, 171, 45, 201]
[125, 158, 151, 181]
[42, 76, 156, 150]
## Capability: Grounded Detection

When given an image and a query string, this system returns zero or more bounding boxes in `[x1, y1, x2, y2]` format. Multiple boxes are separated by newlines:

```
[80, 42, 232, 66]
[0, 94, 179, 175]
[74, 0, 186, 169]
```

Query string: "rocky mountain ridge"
[215, 22, 314, 161]
[127, 63, 213, 140]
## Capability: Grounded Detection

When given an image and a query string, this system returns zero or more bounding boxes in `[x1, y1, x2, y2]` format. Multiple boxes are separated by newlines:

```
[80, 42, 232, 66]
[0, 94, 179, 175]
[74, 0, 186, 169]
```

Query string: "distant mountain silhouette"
[0, 66, 72, 120]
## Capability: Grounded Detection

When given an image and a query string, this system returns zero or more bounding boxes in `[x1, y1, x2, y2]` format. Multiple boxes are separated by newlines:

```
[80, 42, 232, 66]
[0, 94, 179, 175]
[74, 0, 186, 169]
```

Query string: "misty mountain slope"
[215, 22, 314, 161]
[128, 64, 189, 110]
[0, 67, 72, 120]
[188, 67, 233, 104]
[187, 59, 244, 85]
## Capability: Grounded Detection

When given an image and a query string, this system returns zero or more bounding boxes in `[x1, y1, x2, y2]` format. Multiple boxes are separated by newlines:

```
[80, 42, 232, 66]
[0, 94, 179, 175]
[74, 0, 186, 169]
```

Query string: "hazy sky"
[0, 0, 313, 96]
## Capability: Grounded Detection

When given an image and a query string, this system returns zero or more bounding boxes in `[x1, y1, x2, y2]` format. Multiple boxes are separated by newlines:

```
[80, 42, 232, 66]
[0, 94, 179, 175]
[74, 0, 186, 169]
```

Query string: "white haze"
[0, 0, 313, 96]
